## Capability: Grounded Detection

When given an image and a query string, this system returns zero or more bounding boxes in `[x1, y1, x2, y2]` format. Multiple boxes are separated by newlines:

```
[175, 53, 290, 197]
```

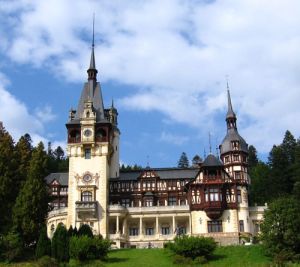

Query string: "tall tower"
[66, 34, 120, 237]
[219, 86, 250, 232]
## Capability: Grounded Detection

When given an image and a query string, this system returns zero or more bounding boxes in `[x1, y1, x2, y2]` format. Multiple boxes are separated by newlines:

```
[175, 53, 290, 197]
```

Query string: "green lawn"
[105, 245, 271, 267]
[2, 245, 299, 267]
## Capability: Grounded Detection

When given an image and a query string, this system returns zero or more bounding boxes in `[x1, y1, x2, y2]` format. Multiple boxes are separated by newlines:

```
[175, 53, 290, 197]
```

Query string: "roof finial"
[204, 148, 206, 158]
[146, 155, 150, 168]
[92, 13, 95, 48]
[209, 132, 212, 154]
[111, 98, 114, 108]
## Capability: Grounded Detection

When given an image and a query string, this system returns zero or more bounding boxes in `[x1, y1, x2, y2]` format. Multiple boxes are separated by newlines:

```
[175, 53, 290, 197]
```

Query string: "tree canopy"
[178, 152, 189, 168]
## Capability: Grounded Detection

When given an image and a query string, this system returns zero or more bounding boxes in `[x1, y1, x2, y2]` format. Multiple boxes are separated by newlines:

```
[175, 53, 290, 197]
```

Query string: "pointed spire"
[209, 132, 212, 154]
[226, 81, 236, 119]
[87, 14, 98, 80]
[111, 98, 114, 108]
[225, 80, 237, 130]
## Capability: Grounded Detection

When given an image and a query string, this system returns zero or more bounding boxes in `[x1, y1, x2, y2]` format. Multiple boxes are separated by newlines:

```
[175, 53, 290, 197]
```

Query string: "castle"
[46, 42, 266, 248]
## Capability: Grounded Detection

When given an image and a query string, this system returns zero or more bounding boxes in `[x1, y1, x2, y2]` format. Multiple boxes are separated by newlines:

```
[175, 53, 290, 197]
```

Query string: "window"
[209, 188, 219, 201]
[178, 227, 186, 235]
[129, 228, 139, 236]
[179, 199, 186, 205]
[85, 148, 91, 159]
[235, 172, 241, 180]
[207, 221, 223, 233]
[145, 228, 154, 235]
[237, 190, 242, 203]
[144, 198, 153, 207]
[239, 220, 244, 232]
[51, 224, 55, 233]
[161, 227, 170, 235]
[255, 223, 260, 233]
[121, 199, 130, 207]
[225, 156, 230, 163]
[168, 197, 176, 206]
[81, 191, 92, 202]
[233, 155, 239, 161]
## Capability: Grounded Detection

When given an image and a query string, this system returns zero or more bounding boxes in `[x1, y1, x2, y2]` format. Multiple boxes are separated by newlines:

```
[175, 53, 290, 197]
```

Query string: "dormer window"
[232, 141, 239, 150]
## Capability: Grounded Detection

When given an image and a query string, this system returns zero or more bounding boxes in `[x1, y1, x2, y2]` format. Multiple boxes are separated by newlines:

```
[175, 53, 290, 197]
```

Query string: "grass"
[2, 245, 300, 267]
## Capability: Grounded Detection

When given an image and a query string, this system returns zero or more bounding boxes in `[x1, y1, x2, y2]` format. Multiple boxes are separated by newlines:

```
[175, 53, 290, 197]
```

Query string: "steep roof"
[45, 172, 68, 186]
[202, 154, 223, 167]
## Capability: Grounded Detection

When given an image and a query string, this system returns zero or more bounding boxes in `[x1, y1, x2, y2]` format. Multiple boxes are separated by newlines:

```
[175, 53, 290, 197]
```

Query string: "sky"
[0, 0, 300, 167]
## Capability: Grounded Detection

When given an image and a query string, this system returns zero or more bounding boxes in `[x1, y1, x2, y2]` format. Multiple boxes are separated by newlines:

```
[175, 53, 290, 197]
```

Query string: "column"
[139, 217, 143, 238]
[156, 216, 159, 238]
[116, 215, 119, 234]
[122, 217, 127, 235]
[172, 216, 176, 236]
[189, 215, 192, 235]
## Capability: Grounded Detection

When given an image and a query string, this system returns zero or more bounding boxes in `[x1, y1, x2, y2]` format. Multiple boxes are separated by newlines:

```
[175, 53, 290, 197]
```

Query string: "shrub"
[78, 224, 93, 238]
[35, 226, 51, 259]
[51, 224, 69, 262]
[69, 236, 111, 261]
[172, 254, 192, 265]
[168, 235, 217, 260]
[36, 255, 58, 267]
[2, 231, 24, 262]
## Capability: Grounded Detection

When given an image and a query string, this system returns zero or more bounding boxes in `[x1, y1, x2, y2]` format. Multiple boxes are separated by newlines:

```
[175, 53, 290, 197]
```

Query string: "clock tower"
[65, 41, 119, 237]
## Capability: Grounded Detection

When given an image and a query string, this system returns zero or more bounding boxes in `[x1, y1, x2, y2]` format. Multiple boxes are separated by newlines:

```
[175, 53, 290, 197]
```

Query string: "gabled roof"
[45, 173, 68, 186]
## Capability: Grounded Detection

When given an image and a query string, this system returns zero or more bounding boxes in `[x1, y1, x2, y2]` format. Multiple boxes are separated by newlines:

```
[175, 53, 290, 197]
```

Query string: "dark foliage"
[78, 224, 94, 238]
[1, 231, 23, 262]
[178, 152, 189, 168]
[35, 226, 51, 259]
[51, 224, 69, 262]
[261, 196, 300, 262]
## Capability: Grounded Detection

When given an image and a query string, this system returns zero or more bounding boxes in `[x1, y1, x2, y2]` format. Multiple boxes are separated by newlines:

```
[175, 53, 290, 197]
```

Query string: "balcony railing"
[76, 201, 97, 219]
[127, 205, 190, 214]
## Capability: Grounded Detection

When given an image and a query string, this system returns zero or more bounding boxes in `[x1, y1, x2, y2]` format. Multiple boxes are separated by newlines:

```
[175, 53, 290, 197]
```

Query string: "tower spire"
[87, 14, 98, 80]
[225, 81, 237, 130]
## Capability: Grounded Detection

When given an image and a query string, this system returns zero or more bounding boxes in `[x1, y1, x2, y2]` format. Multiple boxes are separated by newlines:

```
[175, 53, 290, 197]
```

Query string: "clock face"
[84, 129, 92, 137]
[83, 174, 92, 182]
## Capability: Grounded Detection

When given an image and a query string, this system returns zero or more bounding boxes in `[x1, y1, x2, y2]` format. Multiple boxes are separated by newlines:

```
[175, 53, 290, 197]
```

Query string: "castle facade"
[46, 44, 266, 248]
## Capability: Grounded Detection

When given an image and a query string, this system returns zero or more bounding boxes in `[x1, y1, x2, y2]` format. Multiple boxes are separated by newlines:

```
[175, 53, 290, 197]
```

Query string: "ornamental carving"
[75, 172, 100, 186]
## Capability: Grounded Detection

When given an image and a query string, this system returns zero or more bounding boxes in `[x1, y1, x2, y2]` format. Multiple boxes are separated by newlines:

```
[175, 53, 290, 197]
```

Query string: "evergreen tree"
[268, 145, 291, 199]
[249, 162, 271, 205]
[0, 128, 17, 234]
[35, 226, 51, 258]
[178, 152, 189, 168]
[51, 224, 69, 262]
[192, 155, 202, 166]
[53, 146, 64, 161]
[12, 142, 50, 245]
[248, 145, 258, 171]
[15, 134, 33, 192]
[281, 130, 296, 165]
[78, 224, 93, 238]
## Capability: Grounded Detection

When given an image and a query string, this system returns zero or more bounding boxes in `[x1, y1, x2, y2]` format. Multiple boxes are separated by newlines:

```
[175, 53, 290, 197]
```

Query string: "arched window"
[51, 224, 55, 232]
[81, 191, 92, 202]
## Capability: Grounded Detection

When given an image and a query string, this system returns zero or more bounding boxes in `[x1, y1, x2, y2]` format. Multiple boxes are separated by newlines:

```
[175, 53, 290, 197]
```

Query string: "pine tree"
[51, 224, 69, 262]
[248, 145, 258, 171]
[12, 142, 50, 245]
[15, 134, 33, 192]
[281, 130, 296, 165]
[35, 226, 51, 258]
[178, 152, 189, 168]
[192, 155, 202, 166]
[0, 128, 17, 234]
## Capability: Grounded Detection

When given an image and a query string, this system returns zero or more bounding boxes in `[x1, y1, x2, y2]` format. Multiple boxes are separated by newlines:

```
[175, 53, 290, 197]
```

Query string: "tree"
[248, 145, 258, 171]
[249, 162, 271, 205]
[178, 152, 189, 168]
[192, 155, 202, 167]
[35, 226, 51, 258]
[281, 130, 296, 165]
[261, 196, 300, 262]
[78, 224, 93, 238]
[0, 128, 17, 234]
[15, 134, 33, 192]
[51, 224, 69, 262]
[12, 142, 50, 245]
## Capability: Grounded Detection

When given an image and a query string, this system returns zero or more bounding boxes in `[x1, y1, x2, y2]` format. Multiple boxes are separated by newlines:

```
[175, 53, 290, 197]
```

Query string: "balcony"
[76, 201, 97, 219]
[127, 205, 190, 214]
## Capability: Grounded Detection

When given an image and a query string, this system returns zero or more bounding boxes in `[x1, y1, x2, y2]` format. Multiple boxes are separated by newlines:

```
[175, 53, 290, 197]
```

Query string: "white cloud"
[1, 0, 300, 152]
[0, 74, 64, 148]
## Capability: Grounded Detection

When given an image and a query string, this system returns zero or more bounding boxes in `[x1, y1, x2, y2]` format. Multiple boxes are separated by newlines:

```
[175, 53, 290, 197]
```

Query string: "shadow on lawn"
[208, 253, 227, 262]
[105, 257, 128, 263]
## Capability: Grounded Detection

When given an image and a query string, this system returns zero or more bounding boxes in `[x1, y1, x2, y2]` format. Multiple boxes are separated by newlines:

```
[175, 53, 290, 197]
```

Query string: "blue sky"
[0, 0, 300, 167]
